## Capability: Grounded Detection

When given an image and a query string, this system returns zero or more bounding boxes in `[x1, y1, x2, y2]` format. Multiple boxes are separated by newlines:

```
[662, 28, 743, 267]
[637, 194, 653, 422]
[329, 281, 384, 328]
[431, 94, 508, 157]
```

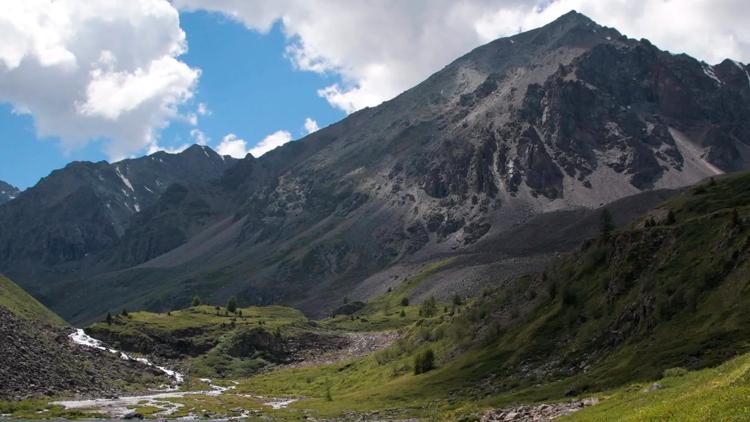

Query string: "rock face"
[0, 145, 235, 289]
[0, 180, 19, 204]
[3, 12, 750, 323]
[0, 307, 166, 400]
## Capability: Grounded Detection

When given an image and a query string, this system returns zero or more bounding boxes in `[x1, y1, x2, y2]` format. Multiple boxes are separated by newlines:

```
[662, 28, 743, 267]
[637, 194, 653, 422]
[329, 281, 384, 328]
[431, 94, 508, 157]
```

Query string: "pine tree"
[600, 209, 615, 239]
[191, 295, 201, 307]
[106, 312, 112, 325]
[666, 210, 677, 225]
[400, 297, 409, 306]
[227, 296, 238, 314]
[731, 208, 742, 228]
[121, 308, 128, 317]
[414, 349, 435, 374]
[419, 296, 438, 317]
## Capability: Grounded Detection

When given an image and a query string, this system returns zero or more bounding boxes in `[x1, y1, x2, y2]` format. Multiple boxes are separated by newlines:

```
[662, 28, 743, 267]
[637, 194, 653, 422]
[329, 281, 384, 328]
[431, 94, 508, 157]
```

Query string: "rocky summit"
[0, 180, 19, 205]
[2, 12, 750, 325]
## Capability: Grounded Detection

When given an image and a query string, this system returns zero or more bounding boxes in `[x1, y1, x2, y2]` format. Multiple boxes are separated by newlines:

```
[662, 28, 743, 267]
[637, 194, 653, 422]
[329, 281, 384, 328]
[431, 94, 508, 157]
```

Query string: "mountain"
[0, 145, 235, 289]
[69, 172, 750, 420]
[0, 180, 19, 204]
[5, 11, 750, 324]
[403, 171, 750, 409]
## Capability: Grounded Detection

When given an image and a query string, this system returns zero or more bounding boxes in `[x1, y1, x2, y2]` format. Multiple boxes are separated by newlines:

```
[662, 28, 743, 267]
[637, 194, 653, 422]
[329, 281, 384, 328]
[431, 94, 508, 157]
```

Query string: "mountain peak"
[0, 180, 20, 205]
[535, 9, 599, 32]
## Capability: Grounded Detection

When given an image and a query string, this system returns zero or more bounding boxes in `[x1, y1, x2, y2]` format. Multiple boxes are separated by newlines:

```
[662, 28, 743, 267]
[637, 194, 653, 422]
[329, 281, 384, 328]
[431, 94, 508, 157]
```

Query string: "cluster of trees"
[105, 309, 129, 324]
[413, 349, 435, 374]
[192, 294, 239, 313]
[104, 295, 242, 324]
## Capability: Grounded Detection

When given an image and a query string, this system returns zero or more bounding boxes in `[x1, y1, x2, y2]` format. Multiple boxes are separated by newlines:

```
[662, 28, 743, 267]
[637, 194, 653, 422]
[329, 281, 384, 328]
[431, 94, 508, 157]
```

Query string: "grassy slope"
[88, 305, 312, 378]
[564, 352, 750, 421]
[0, 273, 66, 326]
[229, 172, 750, 420]
[322, 258, 455, 332]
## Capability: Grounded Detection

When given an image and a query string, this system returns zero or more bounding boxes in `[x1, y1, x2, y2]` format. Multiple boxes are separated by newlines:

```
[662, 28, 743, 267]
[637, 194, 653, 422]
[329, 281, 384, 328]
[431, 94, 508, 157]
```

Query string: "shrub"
[400, 297, 410, 306]
[227, 296, 238, 314]
[191, 295, 201, 307]
[414, 349, 435, 374]
[666, 210, 676, 225]
[731, 208, 742, 228]
[419, 296, 438, 317]
[562, 288, 578, 306]
[324, 381, 333, 401]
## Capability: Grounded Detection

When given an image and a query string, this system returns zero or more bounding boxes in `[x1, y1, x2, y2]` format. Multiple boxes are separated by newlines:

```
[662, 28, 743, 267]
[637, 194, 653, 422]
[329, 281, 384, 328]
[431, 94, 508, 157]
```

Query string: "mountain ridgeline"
[1, 11, 749, 324]
[0, 180, 19, 205]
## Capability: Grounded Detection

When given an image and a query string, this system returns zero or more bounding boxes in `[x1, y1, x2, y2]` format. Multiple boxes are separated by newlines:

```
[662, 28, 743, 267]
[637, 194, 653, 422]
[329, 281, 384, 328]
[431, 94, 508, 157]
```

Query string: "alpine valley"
[2, 10, 750, 422]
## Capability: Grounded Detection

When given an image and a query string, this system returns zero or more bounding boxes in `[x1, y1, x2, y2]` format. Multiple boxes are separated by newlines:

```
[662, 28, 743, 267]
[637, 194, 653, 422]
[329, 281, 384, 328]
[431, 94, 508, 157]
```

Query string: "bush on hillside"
[414, 349, 435, 374]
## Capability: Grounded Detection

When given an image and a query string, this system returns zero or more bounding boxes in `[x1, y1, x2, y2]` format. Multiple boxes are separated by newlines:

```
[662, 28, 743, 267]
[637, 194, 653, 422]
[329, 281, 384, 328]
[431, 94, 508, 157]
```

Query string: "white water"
[264, 398, 297, 409]
[69, 329, 184, 383]
[63, 329, 298, 416]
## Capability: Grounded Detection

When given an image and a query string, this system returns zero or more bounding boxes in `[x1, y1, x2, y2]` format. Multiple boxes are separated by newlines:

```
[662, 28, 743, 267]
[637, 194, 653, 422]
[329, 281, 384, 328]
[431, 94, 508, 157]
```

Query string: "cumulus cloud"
[216, 133, 249, 158]
[216, 130, 294, 159]
[190, 128, 209, 145]
[175, 0, 750, 113]
[303, 117, 319, 134]
[0, 0, 199, 160]
[249, 130, 293, 157]
[147, 142, 190, 155]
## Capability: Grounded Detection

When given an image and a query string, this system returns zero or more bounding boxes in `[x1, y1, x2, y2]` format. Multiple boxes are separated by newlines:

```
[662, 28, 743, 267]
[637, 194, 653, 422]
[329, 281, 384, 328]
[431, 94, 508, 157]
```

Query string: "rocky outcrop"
[481, 398, 599, 421]
[0, 307, 166, 400]
[0, 145, 235, 279]
[0, 180, 19, 205]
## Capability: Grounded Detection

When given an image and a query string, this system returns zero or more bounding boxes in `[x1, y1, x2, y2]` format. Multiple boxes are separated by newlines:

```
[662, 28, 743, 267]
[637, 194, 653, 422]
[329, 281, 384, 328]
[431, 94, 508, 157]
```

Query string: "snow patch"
[115, 166, 134, 191]
[703, 65, 723, 86]
[134, 203, 140, 212]
[69, 329, 183, 383]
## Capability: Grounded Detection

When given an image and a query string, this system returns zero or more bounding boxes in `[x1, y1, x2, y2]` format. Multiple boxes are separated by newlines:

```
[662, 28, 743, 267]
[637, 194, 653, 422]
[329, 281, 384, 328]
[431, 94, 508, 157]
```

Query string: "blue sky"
[0, 11, 345, 190]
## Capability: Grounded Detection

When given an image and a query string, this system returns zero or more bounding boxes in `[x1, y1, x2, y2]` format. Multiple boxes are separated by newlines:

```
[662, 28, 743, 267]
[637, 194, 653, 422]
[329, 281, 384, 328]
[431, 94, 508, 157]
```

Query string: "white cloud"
[0, 0, 199, 160]
[175, 0, 750, 113]
[197, 102, 210, 116]
[249, 130, 293, 157]
[147, 142, 190, 155]
[216, 133, 249, 158]
[303, 117, 319, 134]
[190, 128, 209, 145]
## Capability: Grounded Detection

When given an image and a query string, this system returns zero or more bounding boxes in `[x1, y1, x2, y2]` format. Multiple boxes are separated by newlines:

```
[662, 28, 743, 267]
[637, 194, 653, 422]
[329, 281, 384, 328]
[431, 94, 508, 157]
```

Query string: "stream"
[52, 330, 297, 418]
